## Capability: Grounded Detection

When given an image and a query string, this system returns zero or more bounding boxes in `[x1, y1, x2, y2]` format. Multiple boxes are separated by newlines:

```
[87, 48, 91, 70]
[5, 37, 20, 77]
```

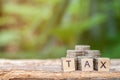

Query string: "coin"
[75, 45, 90, 50]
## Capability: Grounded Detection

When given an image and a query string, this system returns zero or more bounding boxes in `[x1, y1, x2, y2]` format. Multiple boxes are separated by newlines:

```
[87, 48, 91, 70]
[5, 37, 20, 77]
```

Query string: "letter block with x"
[94, 58, 110, 72]
[61, 58, 76, 72]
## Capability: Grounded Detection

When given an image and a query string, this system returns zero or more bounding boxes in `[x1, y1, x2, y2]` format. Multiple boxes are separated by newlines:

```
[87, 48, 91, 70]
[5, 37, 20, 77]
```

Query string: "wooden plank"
[0, 59, 119, 80]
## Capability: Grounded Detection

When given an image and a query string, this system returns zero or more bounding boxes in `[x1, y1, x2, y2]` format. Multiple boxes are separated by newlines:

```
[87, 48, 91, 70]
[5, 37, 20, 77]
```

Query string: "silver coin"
[75, 45, 90, 50]
[66, 50, 84, 58]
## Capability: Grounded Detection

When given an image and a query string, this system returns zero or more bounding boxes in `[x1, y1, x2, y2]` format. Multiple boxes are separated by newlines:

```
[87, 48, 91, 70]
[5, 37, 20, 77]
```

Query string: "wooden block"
[61, 58, 76, 72]
[94, 58, 110, 72]
[78, 56, 93, 71]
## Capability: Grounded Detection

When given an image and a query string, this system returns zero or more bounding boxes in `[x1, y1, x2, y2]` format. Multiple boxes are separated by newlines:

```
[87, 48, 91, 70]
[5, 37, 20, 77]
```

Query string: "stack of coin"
[75, 45, 90, 50]
[77, 56, 82, 70]
[66, 50, 84, 58]
[84, 50, 100, 57]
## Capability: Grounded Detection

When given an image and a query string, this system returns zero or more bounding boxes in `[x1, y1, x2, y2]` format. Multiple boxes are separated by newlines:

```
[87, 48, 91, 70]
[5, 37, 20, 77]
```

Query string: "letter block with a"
[61, 58, 76, 72]
[94, 58, 110, 72]
[78, 57, 93, 71]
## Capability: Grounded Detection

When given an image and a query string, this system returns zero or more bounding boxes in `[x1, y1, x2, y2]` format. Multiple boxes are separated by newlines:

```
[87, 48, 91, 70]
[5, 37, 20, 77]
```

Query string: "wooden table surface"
[0, 59, 120, 80]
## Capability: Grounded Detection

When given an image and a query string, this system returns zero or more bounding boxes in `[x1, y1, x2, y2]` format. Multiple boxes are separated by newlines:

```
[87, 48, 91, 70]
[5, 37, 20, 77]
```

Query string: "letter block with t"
[94, 58, 110, 72]
[61, 58, 76, 72]
[78, 57, 93, 71]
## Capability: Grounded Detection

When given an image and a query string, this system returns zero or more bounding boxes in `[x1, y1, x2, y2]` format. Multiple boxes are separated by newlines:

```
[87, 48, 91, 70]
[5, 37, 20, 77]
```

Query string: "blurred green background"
[0, 0, 120, 59]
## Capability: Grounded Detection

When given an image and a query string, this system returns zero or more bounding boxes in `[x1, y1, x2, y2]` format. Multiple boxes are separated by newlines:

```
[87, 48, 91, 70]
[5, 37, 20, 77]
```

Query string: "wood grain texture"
[0, 59, 119, 80]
